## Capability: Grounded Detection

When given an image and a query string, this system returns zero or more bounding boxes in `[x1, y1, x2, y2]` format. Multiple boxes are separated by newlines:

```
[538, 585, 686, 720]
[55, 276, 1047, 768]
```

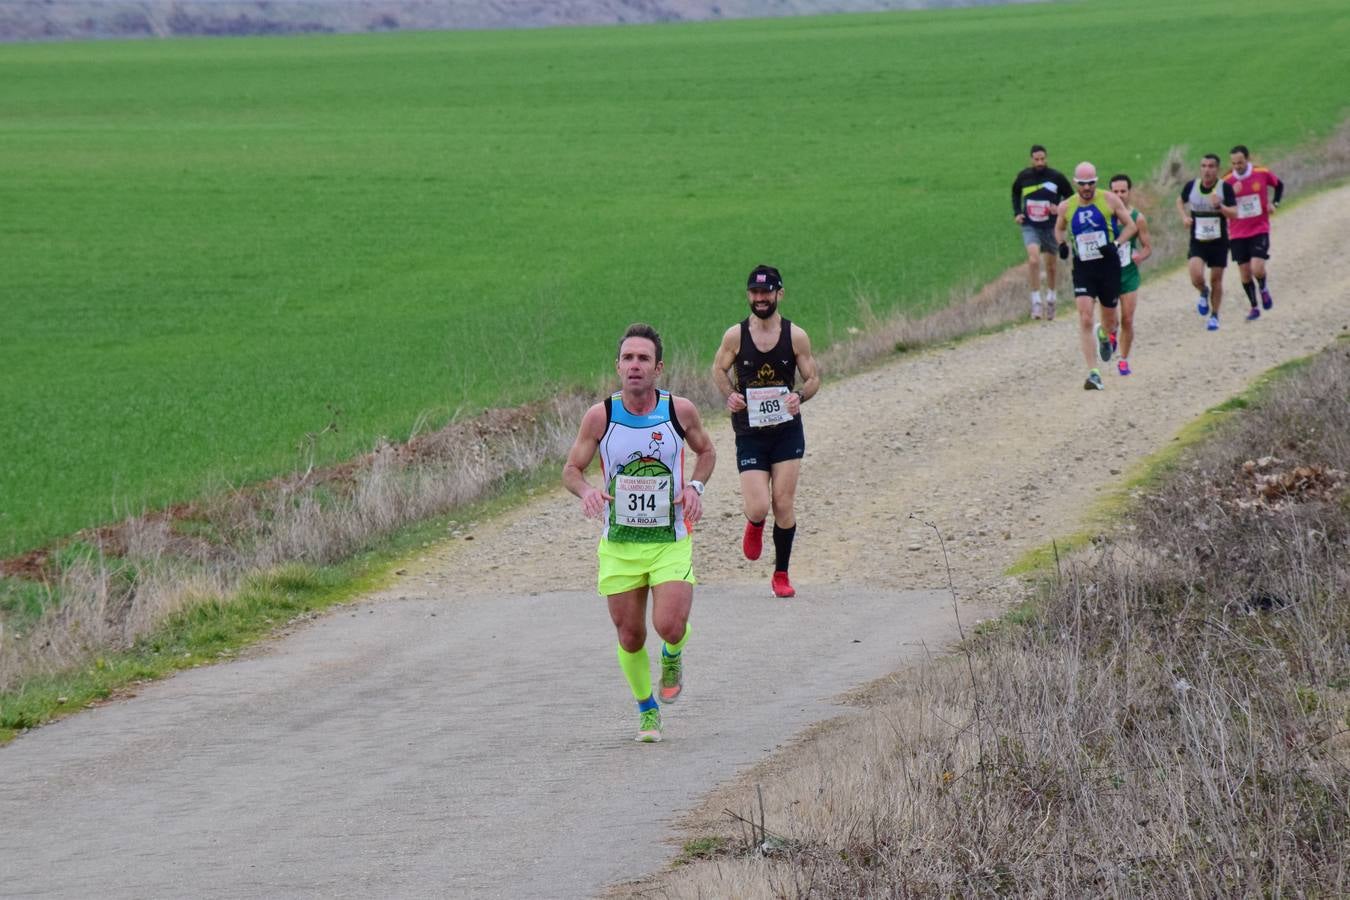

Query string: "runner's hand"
[580, 486, 611, 519]
[726, 392, 747, 413]
[1058, 242, 1069, 260]
[681, 486, 703, 525]
[1014, 214, 1025, 225]
[786, 391, 802, 416]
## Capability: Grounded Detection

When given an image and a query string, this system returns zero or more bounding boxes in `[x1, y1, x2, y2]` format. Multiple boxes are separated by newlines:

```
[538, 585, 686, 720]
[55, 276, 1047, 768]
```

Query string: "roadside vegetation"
[637, 338, 1350, 898]
[3, 0, 1346, 554]
[3, 123, 1349, 743]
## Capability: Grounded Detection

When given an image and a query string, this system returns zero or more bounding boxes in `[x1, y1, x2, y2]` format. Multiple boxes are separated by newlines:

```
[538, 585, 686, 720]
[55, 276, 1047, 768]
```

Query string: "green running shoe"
[659, 652, 683, 704]
[636, 707, 663, 743]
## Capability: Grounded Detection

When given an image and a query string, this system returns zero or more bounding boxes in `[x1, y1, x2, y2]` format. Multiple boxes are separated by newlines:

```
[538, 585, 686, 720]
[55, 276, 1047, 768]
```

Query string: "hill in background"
[1, 0, 1038, 41]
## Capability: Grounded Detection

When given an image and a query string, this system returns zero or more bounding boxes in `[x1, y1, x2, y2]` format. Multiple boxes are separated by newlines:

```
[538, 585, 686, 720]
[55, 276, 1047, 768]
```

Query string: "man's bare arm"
[562, 404, 611, 518]
[1132, 212, 1153, 265]
[1108, 193, 1138, 245]
[672, 396, 716, 525]
[788, 326, 820, 417]
[710, 326, 745, 413]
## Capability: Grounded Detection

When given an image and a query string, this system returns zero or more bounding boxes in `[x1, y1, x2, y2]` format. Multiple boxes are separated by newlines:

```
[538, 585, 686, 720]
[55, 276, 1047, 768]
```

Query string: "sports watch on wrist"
[688, 480, 705, 496]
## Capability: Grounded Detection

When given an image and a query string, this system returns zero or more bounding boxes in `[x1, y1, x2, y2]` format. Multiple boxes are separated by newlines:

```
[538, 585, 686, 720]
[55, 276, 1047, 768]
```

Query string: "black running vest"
[732, 317, 797, 435]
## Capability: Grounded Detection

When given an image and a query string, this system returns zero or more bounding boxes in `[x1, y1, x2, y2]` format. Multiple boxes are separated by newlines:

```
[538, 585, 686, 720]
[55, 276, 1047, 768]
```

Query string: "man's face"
[1075, 176, 1096, 200]
[615, 337, 662, 391]
[1230, 151, 1249, 173]
[1109, 179, 1131, 204]
[747, 288, 781, 320]
[1031, 151, 1047, 169]
[1200, 157, 1219, 183]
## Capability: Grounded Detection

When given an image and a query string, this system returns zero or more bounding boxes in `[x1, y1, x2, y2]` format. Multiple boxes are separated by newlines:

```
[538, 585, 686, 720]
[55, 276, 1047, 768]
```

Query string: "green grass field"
[2, 0, 1346, 555]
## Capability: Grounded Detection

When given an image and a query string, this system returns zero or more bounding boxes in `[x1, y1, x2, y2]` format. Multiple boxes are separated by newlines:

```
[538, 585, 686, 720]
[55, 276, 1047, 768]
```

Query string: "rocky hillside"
[1, 0, 1036, 41]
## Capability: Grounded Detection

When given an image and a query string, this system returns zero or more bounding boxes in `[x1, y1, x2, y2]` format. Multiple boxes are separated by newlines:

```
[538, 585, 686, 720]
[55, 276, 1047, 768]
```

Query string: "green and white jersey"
[600, 390, 688, 543]
[1116, 208, 1141, 274]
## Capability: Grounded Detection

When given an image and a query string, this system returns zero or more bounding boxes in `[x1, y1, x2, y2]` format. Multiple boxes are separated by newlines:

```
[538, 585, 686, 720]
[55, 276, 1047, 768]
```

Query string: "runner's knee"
[616, 625, 646, 652]
[652, 614, 686, 646]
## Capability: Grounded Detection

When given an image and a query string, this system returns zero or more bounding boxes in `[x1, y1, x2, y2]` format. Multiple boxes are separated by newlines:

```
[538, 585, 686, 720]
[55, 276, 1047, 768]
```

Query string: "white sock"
[1046, 290, 1056, 302]
[1031, 290, 1041, 304]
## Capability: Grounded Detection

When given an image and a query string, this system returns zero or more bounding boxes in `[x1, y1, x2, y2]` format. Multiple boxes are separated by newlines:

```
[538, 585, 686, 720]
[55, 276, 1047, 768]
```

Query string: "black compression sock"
[1257, 275, 1268, 291]
[1242, 280, 1258, 307]
[773, 524, 796, 573]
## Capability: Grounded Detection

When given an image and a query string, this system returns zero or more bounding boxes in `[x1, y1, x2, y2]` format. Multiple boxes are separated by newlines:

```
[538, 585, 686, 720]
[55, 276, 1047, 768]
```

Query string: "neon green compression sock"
[616, 643, 652, 701]
[662, 623, 690, 659]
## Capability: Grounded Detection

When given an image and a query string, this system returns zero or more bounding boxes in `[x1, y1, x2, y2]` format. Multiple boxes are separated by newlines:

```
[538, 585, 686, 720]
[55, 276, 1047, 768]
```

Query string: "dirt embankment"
[0, 0, 1027, 42]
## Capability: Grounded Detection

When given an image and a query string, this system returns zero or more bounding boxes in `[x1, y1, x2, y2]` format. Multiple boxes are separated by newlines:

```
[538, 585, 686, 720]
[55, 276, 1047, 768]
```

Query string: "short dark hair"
[1203, 153, 1221, 165]
[1109, 173, 1132, 189]
[617, 323, 663, 363]
[1030, 144, 1046, 156]
[1230, 144, 1250, 157]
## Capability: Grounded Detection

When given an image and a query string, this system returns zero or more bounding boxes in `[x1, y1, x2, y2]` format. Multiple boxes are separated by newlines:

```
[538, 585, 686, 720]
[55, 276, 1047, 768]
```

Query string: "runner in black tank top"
[712, 265, 822, 599]
[731, 317, 797, 436]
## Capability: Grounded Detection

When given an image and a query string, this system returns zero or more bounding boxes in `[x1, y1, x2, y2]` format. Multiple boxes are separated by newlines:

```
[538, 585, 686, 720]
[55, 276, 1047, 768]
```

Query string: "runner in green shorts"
[562, 323, 717, 743]
[1108, 174, 1153, 376]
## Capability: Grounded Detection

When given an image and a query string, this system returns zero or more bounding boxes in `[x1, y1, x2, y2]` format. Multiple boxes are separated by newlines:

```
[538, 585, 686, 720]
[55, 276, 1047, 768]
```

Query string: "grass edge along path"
[0, 466, 558, 744]
[1005, 349, 1334, 577]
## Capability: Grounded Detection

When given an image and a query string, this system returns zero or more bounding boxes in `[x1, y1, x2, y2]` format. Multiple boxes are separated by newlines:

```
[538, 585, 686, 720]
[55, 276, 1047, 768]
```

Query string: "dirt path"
[2, 188, 1347, 899]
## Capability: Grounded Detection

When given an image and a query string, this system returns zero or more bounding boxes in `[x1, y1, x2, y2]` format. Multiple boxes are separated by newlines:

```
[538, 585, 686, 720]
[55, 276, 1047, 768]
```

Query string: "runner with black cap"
[711, 264, 821, 598]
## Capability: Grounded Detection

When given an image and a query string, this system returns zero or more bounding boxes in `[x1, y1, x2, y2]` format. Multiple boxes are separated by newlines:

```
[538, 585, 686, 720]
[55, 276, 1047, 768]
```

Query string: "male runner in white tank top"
[563, 323, 716, 743]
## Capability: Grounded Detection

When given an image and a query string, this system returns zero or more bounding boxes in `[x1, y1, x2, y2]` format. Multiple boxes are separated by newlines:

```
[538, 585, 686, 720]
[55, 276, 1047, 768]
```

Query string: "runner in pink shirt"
[1224, 144, 1285, 321]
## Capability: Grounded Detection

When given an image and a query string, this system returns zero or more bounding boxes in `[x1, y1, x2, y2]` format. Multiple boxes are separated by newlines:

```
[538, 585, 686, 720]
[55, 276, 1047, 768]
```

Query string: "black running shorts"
[734, 416, 805, 473]
[1229, 233, 1270, 264]
[1188, 238, 1229, 269]
[1072, 256, 1121, 308]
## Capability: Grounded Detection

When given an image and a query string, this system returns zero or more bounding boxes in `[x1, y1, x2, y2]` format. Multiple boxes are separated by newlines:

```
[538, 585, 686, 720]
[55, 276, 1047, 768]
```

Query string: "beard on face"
[750, 299, 778, 320]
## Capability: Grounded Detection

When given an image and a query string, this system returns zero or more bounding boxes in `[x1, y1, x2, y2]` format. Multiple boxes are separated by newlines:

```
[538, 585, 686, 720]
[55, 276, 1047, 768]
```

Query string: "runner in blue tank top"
[1053, 162, 1139, 391]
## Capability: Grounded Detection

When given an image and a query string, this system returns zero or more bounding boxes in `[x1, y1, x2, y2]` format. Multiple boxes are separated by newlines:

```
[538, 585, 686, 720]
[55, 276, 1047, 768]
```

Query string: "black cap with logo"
[746, 264, 782, 292]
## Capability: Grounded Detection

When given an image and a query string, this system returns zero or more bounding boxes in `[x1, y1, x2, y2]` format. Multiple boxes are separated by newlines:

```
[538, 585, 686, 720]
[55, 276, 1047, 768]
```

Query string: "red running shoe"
[771, 571, 796, 598]
[742, 521, 764, 560]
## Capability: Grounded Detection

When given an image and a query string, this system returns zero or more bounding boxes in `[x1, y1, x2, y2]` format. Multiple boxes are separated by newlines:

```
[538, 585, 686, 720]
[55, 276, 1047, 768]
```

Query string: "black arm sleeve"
[1273, 179, 1285, 204]
[1012, 175, 1023, 215]
[1055, 171, 1073, 200]
[1223, 183, 1237, 205]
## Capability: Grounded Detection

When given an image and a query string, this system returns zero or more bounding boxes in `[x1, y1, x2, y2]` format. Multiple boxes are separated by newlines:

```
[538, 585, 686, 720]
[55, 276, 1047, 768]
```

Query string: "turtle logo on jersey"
[610, 450, 674, 533]
[618, 450, 671, 487]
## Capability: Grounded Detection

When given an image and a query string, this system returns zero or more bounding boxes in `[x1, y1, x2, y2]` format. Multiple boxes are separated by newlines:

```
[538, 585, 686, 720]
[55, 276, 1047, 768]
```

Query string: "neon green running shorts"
[597, 536, 695, 596]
